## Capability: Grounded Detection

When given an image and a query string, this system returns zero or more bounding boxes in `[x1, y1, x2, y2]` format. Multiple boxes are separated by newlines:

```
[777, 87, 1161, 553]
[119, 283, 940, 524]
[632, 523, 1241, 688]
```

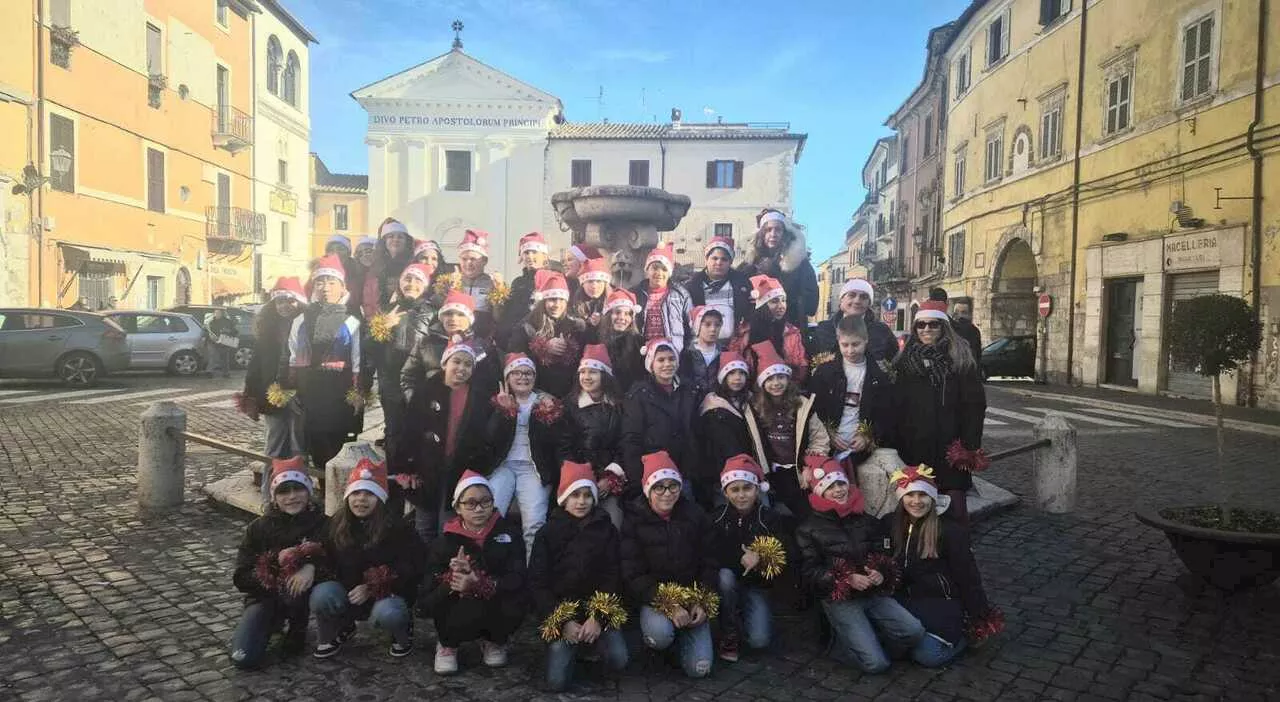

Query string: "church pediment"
[351, 49, 561, 110]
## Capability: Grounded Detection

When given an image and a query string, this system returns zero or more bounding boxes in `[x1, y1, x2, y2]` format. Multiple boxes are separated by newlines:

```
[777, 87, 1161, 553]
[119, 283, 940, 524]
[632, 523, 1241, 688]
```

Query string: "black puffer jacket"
[698, 391, 753, 471]
[395, 374, 493, 505]
[621, 376, 699, 496]
[620, 496, 717, 607]
[892, 342, 986, 492]
[882, 512, 992, 645]
[558, 395, 623, 475]
[679, 344, 720, 402]
[952, 317, 983, 358]
[319, 515, 424, 604]
[377, 297, 435, 385]
[399, 323, 451, 399]
[233, 506, 328, 604]
[604, 331, 645, 395]
[709, 502, 791, 588]
[807, 309, 898, 363]
[528, 507, 621, 619]
[241, 310, 295, 415]
[795, 505, 890, 600]
[422, 515, 526, 616]
[482, 392, 565, 487]
[809, 355, 897, 453]
[508, 316, 589, 399]
[496, 267, 538, 348]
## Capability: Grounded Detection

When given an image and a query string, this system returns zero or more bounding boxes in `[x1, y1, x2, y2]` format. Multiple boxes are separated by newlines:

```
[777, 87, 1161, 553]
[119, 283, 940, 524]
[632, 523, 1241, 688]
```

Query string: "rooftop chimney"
[671, 108, 682, 125]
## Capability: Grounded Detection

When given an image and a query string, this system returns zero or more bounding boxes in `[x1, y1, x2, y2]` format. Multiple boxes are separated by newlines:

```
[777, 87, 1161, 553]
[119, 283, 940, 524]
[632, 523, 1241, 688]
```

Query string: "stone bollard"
[324, 440, 385, 515]
[138, 401, 188, 511]
[1033, 412, 1077, 513]
[854, 448, 908, 518]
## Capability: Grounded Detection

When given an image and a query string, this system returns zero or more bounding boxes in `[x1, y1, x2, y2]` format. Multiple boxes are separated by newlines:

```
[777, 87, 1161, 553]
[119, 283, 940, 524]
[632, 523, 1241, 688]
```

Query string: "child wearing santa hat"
[630, 242, 693, 351]
[422, 470, 527, 675]
[620, 451, 717, 679]
[508, 269, 588, 398]
[882, 465, 1003, 666]
[679, 305, 725, 402]
[743, 341, 830, 519]
[709, 454, 790, 662]
[809, 312, 897, 467]
[621, 338, 701, 503]
[570, 256, 613, 337]
[310, 458, 423, 660]
[497, 231, 551, 347]
[529, 461, 630, 691]
[229, 457, 327, 669]
[368, 262, 437, 468]
[559, 344, 627, 528]
[809, 277, 897, 362]
[239, 277, 307, 471]
[698, 352, 755, 472]
[598, 288, 645, 394]
[728, 274, 809, 383]
[412, 238, 452, 276]
[455, 229, 501, 339]
[794, 456, 923, 673]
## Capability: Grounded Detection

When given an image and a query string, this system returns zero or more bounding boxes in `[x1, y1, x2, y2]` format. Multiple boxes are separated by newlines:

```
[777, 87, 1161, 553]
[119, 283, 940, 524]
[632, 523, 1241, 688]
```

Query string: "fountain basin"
[552, 186, 691, 235]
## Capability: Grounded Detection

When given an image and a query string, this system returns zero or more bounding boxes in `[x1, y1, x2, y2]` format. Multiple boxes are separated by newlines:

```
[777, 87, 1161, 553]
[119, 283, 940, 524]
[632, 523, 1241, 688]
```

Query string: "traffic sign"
[1038, 294, 1053, 318]
[882, 296, 897, 312]
[882, 309, 898, 325]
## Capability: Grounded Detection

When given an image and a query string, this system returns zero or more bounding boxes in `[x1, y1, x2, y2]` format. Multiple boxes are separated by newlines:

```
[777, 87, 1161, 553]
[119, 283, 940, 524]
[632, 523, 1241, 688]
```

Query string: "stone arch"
[987, 231, 1039, 338]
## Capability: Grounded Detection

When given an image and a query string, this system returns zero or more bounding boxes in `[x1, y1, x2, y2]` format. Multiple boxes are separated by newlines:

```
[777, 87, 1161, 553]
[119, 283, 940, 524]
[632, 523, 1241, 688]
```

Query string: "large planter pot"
[1136, 508, 1280, 591]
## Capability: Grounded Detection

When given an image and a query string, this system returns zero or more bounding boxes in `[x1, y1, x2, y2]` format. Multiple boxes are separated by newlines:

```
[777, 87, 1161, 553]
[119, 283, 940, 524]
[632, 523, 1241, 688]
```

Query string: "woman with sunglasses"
[891, 300, 986, 524]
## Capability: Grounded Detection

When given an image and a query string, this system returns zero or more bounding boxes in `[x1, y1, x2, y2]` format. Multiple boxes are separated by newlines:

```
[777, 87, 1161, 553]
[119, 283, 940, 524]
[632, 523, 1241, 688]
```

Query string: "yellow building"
[7, 0, 261, 310]
[938, 0, 1280, 408]
[0, 1, 36, 305]
[310, 153, 368, 259]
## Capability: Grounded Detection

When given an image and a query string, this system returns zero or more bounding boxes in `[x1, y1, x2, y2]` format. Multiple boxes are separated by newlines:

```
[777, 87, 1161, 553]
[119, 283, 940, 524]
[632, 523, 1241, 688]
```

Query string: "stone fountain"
[551, 185, 692, 290]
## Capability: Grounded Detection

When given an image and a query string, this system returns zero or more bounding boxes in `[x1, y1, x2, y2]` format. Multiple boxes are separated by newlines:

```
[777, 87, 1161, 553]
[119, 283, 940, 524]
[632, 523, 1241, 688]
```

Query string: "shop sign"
[1164, 232, 1219, 271]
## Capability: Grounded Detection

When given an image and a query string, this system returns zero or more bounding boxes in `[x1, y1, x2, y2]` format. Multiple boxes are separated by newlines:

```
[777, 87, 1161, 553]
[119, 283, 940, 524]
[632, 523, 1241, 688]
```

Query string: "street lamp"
[10, 150, 69, 195]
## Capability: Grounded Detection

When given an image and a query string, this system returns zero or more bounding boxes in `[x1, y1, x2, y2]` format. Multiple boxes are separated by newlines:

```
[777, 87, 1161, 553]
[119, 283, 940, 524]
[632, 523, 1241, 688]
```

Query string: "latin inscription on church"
[369, 114, 545, 130]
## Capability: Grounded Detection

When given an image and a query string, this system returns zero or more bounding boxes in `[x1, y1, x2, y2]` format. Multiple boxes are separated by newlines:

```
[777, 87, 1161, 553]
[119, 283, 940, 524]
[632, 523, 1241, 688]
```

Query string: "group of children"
[230, 214, 1001, 689]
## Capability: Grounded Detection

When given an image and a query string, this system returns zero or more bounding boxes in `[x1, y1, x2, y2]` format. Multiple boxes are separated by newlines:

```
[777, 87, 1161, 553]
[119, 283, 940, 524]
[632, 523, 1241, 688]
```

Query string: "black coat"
[319, 515, 424, 604]
[558, 396, 623, 475]
[377, 298, 435, 389]
[882, 513, 991, 645]
[619, 496, 718, 606]
[422, 516, 526, 616]
[233, 506, 328, 604]
[891, 347, 986, 492]
[482, 392, 565, 487]
[605, 331, 645, 395]
[508, 316, 588, 399]
[496, 267, 538, 348]
[396, 374, 493, 506]
[400, 328, 499, 408]
[241, 312, 293, 415]
[795, 505, 888, 599]
[678, 344, 720, 402]
[621, 376, 699, 495]
[698, 392, 753, 471]
[809, 355, 897, 454]
[528, 507, 622, 619]
[709, 502, 791, 588]
[808, 309, 898, 364]
[686, 269, 753, 329]
[953, 318, 983, 358]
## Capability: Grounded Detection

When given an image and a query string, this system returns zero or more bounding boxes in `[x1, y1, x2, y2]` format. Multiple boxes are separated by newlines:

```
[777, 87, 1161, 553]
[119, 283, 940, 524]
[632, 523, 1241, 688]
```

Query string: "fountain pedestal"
[552, 185, 692, 290]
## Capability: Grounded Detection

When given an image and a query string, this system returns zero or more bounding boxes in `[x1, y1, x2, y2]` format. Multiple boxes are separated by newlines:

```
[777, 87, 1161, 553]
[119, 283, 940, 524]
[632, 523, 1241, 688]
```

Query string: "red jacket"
[728, 321, 808, 384]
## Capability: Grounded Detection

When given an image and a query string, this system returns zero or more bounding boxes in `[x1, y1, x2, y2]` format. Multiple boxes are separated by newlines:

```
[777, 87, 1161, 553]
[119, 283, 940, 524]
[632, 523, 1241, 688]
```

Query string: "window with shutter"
[987, 10, 1010, 67]
[1104, 71, 1132, 135]
[923, 115, 934, 157]
[278, 159, 288, 186]
[266, 37, 282, 96]
[952, 146, 966, 199]
[571, 159, 592, 187]
[707, 160, 741, 189]
[948, 232, 965, 277]
[1180, 15, 1214, 102]
[146, 24, 162, 75]
[628, 160, 650, 187]
[334, 204, 348, 230]
[50, 114, 74, 193]
[733, 161, 744, 188]
[147, 148, 165, 212]
[283, 52, 300, 107]
[955, 48, 971, 98]
[901, 136, 910, 173]
[713, 223, 733, 238]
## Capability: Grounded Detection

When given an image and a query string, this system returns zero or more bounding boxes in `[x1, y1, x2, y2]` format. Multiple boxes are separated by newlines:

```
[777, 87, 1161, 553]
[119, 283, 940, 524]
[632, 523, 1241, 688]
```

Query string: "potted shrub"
[1135, 293, 1278, 590]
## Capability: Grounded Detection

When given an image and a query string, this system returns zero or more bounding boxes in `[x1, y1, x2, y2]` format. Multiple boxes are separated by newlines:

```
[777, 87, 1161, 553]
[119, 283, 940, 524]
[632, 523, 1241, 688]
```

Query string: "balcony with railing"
[212, 104, 252, 152]
[206, 206, 265, 246]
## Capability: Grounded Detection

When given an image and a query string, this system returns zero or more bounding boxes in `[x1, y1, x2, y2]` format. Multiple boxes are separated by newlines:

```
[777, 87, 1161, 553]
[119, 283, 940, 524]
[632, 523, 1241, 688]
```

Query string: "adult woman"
[240, 277, 307, 466]
[738, 209, 817, 328]
[599, 289, 645, 394]
[631, 243, 692, 351]
[370, 263, 435, 467]
[558, 344, 626, 527]
[892, 300, 986, 523]
[360, 219, 414, 321]
[508, 270, 588, 399]
[729, 275, 808, 384]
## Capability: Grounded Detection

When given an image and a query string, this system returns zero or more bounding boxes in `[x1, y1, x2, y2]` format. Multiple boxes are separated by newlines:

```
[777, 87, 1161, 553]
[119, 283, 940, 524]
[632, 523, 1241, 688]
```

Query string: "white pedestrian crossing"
[0, 387, 124, 404]
[985, 407, 1045, 424]
[199, 399, 237, 408]
[984, 417, 1008, 426]
[139, 389, 234, 405]
[68, 387, 185, 405]
[1023, 406, 1136, 427]
[1076, 406, 1202, 428]
[0, 389, 38, 398]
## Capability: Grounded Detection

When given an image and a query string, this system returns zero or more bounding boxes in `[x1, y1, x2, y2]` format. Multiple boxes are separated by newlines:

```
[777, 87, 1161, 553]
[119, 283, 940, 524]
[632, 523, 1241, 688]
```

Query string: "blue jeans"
[639, 605, 713, 678]
[821, 595, 924, 673]
[717, 568, 772, 649]
[545, 628, 629, 691]
[489, 458, 549, 559]
[228, 597, 306, 669]
[309, 580, 411, 645]
[912, 632, 967, 668]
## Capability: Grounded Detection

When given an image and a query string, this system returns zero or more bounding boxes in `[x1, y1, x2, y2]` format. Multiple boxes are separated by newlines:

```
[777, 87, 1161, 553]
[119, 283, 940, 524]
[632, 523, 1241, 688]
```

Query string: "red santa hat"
[312, 254, 346, 284]
[441, 339, 478, 365]
[801, 455, 848, 497]
[891, 464, 951, 513]
[503, 352, 536, 377]
[458, 229, 490, 257]
[579, 343, 613, 375]
[641, 450, 682, 498]
[579, 257, 611, 285]
[379, 219, 410, 238]
[840, 278, 875, 303]
[413, 239, 441, 259]
[752, 341, 792, 387]
[532, 269, 570, 301]
[440, 290, 477, 323]
[344, 457, 388, 503]
[915, 300, 950, 323]
[270, 455, 313, 495]
[452, 469, 492, 506]
[519, 231, 549, 255]
[568, 243, 600, 262]
[269, 277, 307, 305]
[401, 263, 433, 285]
[644, 338, 679, 373]
[750, 274, 786, 308]
[720, 453, 769, 493]
[645, 243, 674, 272]
[557, 461, 598, 506]
[603, 288, 640, 316]
[688, 305, 723, 331]
[717, 351, 750, 385]
[704, 236, 735, 259]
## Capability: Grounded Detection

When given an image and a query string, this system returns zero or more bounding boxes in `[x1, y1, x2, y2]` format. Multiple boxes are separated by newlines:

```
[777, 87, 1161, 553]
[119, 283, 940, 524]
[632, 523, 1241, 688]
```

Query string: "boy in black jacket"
[529, 462, 630, 692]
[710, 454, 790, 662]
[809, 314, 896, 464]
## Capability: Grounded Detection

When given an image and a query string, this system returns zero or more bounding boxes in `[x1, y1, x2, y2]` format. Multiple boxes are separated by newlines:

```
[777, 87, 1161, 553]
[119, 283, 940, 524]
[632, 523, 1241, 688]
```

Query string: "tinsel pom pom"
[254, 551, 279, 590]
[363, 564, 396, 601]
[265, 382, 295, 408]
[682, 583, 720, 619]
[586, 591, 628, 630]
[651, 582, 686, 619]
[539, 600, 582, 642]
[748, 535, 787, 580]
[368, 312, 395, 343]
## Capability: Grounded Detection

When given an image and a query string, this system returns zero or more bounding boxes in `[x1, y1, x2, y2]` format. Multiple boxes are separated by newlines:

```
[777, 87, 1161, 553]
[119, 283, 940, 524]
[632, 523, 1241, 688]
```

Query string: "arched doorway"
[175, 267, 192, 306]
[989, 238, 1037, 340]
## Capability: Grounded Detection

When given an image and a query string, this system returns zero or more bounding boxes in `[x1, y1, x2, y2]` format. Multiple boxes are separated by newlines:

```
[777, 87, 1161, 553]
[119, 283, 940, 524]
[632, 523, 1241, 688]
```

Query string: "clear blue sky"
[292, 0, 971, 262]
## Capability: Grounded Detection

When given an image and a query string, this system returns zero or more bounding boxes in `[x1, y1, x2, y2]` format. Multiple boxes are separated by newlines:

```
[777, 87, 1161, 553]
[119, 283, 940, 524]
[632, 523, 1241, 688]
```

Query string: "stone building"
[309, 153, 367, 257]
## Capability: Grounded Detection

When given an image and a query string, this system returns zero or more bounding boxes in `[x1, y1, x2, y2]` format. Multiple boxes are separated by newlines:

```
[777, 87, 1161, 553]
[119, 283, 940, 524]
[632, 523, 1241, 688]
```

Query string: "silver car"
[104, 311, 208, 376]
[0, 308, 131, 386]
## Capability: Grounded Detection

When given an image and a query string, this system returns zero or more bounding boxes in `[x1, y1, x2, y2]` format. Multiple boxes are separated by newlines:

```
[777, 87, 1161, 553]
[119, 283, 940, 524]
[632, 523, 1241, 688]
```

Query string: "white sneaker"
[480, 640, 508, 667]
[434, 643, 458, 675]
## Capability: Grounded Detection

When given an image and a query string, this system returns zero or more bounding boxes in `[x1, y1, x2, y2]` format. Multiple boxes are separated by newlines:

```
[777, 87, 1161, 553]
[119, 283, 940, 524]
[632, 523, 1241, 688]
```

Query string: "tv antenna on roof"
[583, 85, 604, 120]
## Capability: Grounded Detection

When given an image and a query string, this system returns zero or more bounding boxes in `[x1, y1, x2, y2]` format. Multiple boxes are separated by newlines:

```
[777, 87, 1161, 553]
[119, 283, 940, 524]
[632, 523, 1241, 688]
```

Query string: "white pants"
[488, 458, 548, 561]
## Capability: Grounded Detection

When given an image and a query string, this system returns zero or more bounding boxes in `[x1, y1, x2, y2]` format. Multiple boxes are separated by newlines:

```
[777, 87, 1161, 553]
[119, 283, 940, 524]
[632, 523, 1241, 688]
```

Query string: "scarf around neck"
[900, 338, 953, 388]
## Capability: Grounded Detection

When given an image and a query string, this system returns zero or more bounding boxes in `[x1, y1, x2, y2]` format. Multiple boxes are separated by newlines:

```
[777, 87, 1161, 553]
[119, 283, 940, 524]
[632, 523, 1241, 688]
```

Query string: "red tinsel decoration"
[529, 335, 580, 367]
[863, 552, 901, 594]
[463, 569, 497, 600]
[600, 472, 626, 496]
[279, 541, 324, 582]
[967, 606, 1006, 643]
[363, 565, 397, 601]
[827, 558, 858, 601]
[254, 551, 279, 590]
[946, 439, 992, 473]
[233, 392, 258, 417]
[532, 397, 564, 425]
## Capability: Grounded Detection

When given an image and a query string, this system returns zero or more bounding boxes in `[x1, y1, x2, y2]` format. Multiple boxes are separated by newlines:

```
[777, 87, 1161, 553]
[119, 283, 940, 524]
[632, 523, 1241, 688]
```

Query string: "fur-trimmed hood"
[744, 221, 809, 274]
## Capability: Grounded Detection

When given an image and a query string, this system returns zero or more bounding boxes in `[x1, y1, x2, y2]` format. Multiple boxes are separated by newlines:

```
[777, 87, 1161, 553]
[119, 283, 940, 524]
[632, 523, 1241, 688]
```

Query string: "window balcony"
[212, 105, 252, 152]
[206, 206, 265, 245]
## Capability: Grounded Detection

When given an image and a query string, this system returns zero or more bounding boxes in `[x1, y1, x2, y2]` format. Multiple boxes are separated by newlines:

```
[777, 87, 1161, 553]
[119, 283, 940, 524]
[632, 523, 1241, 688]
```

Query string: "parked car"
[0, 308, 130, 386]
[103, 311, 208, 376]
[167, 305, 258, 368]
[981, 335, 1036, 380]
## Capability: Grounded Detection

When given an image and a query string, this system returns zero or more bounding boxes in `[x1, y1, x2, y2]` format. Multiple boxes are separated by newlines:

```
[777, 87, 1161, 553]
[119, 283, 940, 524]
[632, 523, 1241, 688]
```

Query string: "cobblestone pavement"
[1, 378, 1279, 701]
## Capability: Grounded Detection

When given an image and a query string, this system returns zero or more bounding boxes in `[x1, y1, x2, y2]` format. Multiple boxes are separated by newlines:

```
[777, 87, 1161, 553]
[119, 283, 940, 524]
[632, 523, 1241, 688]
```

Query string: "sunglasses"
[915, 321, 943, 330]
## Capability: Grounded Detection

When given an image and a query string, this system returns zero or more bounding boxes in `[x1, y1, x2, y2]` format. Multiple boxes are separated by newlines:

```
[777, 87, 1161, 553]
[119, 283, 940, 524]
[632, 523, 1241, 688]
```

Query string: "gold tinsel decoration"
[487, 272, 511, 309]
[855, 419, 876, 449]
[434, 270, 462, 297]
[748, 535, 787, 580]
[539, 599, 582, 642]
[345, 387, 375, 409]
[368, 312, 395, 343]
[683, 583, 720, 620]
[651, 582, 686, 620]
[586, 591, 628, 630]
[265, 382, 295, 408]
[809, 351, 836, 372]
